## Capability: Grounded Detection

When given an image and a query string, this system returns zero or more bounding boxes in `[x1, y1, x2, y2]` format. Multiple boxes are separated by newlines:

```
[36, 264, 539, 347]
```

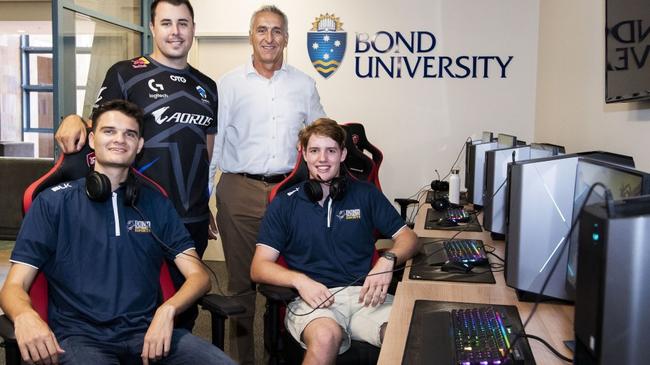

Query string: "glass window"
[64, 11, 141, 118]
[73, 0, 142, 25]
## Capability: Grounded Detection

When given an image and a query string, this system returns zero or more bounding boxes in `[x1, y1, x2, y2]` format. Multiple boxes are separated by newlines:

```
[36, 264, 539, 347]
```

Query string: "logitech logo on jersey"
[148, 79, 168, 99]
[51, 183, 72, 192]
[151, 106, 213, 126]
[127, 220, 152, 233]
[170, 75, 186, 83]
[337, 209, 361, 220]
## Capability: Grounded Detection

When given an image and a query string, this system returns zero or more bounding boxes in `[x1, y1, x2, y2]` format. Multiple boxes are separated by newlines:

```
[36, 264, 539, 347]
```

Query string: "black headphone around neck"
[304, 175, 347, 202]
[86, 169, 139, 207]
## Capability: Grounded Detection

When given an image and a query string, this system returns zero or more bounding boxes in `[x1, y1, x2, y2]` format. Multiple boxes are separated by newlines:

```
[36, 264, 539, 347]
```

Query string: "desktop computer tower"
[483, 146, 553, 235]
[465, 141, 498, 206]
[505, 152, 634, 301]
[573, 196, 650, 364]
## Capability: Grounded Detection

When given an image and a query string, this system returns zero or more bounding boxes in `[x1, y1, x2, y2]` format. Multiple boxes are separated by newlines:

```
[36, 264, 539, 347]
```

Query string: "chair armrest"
[258, 284, 298, 302]
[0, 315, 16, 342]
[198, 294, 246, 317]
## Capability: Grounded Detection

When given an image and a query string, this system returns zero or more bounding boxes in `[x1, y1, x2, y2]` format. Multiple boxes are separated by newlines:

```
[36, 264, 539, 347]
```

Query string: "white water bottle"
[449, 169, 461, 205]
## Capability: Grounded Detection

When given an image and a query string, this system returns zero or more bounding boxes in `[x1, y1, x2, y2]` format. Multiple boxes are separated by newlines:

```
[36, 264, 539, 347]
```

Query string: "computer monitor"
[566, 158, 650, 292]
[481, 131, 494, 143]
[497, 133, 516, 148]
[530, 143, 566, 158]
[505, 151, 635, 301]
[574, 196, 650, 364]
[483, 144, 563, 236]
[465, 140, 499, 206]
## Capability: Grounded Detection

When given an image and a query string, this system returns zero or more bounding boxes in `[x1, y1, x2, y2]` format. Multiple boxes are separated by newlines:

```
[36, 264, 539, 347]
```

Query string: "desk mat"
[424, 208, 482, 232]
[402, 300, 536, 365]
[408, 239, 495, 284]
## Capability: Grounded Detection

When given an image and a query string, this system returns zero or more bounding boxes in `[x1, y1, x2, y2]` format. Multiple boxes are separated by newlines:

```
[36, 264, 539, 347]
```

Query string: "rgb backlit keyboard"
[445, 208, 472, 223]
[452, 307, 510, 365]
[444, 240, 489, 265]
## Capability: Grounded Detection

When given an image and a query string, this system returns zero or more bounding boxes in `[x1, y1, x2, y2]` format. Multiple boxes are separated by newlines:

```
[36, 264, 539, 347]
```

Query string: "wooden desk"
[378, 202, 574, 364]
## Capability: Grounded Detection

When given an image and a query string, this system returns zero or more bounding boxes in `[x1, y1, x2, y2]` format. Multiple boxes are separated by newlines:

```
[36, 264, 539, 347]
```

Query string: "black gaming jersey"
[93, 55, 218, 224]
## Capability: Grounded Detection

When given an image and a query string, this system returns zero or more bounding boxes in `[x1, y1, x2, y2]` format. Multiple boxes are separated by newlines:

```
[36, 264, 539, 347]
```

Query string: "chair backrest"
[342, 123, 383, 190]
[22, 143, 176, 322]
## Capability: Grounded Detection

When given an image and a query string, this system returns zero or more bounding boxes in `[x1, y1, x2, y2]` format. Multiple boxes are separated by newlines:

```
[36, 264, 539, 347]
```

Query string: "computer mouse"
[436, 218, 459, 227]
[440, 261, 473, 273]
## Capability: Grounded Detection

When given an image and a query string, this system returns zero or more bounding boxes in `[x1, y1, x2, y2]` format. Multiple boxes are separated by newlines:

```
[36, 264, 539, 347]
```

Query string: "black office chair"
[259, 151, 381, 365]
[0, 143, 243, 365]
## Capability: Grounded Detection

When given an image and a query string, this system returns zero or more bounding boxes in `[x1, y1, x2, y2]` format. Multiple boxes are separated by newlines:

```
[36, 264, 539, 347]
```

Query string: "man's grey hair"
[249, 5, 288, 35]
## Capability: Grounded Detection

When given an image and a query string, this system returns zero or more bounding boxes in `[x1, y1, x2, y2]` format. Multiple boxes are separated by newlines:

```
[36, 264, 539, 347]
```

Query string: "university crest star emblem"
[307, 14, 346, 78]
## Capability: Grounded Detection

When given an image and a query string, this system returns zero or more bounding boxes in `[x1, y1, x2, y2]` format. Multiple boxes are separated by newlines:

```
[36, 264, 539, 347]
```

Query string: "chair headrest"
[23, 142, 95, 214]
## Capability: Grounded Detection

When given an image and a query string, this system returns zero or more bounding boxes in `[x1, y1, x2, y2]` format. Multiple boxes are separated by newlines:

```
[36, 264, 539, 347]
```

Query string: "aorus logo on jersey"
[151, 106, 213, 126]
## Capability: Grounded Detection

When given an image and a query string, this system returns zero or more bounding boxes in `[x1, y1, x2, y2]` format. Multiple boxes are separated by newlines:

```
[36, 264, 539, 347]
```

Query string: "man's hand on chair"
[14, 310, 64, 365]
[54, 115, 89, 154]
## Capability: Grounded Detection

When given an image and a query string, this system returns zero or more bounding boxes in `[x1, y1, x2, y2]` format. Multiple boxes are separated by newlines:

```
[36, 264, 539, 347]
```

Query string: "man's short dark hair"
[151, 0, 195, 23]
[91, 100, 144, 136]
[299, 118, 347, 150]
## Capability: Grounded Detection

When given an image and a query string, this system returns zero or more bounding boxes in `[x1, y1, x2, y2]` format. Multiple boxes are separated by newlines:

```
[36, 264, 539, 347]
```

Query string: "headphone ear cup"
[124, 171, 139, 207]
[304, 180, 323, 202]
[329, 176, 347, 201]
[86, 171, 112, 202]
[431, 197, 450, 211]
[430, 180, 449, 192]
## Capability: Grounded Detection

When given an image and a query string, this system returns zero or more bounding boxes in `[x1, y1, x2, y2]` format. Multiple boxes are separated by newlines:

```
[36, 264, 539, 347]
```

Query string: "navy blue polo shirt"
[257, 179, 406, 287]
[11, 178, 194, 342]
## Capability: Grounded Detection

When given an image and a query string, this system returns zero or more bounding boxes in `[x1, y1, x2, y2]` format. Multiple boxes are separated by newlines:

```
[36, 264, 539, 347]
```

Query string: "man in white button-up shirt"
[208, 5, 326, 365]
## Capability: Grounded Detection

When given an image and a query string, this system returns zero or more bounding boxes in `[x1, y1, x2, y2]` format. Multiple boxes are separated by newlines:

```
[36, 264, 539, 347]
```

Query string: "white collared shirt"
[209, 58, 326, 192]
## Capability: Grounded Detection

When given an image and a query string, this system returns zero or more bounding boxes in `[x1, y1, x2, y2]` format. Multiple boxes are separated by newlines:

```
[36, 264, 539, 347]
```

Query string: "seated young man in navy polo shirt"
[0, 100, 234, 365]
[251, 118, 419, 364]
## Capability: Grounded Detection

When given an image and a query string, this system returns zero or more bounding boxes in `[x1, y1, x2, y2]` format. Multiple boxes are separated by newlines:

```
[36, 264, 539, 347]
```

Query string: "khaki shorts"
[284, 286, 394, 354]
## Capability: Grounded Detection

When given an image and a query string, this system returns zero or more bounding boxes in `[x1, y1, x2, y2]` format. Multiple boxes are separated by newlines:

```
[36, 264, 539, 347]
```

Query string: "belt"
[237, 172, 288, 183]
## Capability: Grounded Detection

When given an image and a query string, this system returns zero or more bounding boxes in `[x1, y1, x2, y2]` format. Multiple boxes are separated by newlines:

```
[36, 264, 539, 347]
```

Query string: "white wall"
[535, 0, 650, 173]
[194, 0, 540, 203]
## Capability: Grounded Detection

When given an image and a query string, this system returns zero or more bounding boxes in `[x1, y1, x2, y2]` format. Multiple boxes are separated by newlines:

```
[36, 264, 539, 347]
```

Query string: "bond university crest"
[308, 14, 346, 78]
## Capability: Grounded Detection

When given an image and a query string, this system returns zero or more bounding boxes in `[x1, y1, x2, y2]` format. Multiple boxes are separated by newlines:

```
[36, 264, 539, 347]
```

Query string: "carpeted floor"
[0, 245, 267, 365]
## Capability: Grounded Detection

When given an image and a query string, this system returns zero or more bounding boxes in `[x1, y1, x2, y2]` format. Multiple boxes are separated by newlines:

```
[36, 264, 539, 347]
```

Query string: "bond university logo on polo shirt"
[308, 14, 346, 78]
[337, 209, 361, 220]
[127, 220, 152, 233]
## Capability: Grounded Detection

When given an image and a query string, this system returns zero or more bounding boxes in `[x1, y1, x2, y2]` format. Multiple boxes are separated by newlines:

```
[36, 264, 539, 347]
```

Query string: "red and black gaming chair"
[0, 143, 243, 365]
[342, 123, 383, 190]
[259, 150, 381, 365]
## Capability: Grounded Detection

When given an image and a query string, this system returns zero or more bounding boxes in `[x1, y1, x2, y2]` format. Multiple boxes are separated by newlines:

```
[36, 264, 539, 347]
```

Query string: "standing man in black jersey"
[54, 0, 216, 330]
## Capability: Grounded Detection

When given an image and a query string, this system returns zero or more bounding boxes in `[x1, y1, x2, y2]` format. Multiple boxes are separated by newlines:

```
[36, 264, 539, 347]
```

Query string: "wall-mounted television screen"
[605, 0, 650, 103]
